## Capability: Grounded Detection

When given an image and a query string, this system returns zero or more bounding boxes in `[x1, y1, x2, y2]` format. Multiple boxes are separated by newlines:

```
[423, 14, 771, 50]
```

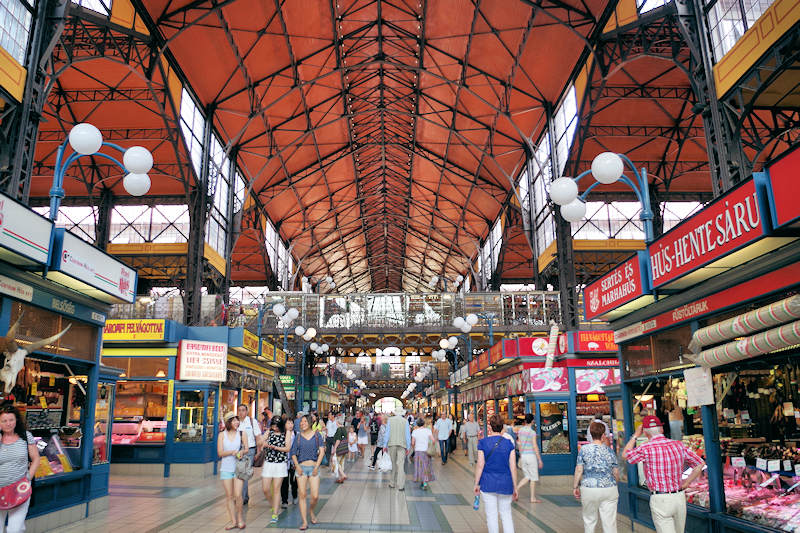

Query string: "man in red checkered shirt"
[623, 415, 705, 533]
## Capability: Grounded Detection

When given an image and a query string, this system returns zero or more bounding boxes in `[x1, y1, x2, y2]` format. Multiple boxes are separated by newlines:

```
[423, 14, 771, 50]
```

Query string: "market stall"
[101, 319, 226, 477]
[598, 161, 800, 533]
[0, 198, 140, 529]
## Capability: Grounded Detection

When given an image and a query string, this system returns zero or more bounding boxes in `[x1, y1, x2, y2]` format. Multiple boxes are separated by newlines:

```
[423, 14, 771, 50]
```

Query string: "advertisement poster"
[574, 368, 621, 394]
[177, 340, 227, 381]
[528, 368, 567, 392]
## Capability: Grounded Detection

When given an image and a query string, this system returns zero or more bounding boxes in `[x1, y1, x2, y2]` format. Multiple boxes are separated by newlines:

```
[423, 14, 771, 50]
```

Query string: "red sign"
[503, 339, 518, 358]
[649, 179, 766, 288]
[766, 149, 800, 228]
[478, 351, 490, 370]
[564, 358, 619, 367]
[615, 259, 800, 343]
[489, 344, 502, 364]
[575, 331, 618, 352]
[584, 254, 645, 319]
[469, 359, 478, 375]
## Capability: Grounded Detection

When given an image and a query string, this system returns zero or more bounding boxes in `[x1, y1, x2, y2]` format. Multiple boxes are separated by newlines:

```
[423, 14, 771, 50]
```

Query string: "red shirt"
[626, 435, 704, 492]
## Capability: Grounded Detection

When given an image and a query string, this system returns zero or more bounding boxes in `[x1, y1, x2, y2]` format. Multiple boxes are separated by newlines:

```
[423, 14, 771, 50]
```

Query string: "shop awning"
[688, 295, 800, 353]
[687, 319, 800, 367]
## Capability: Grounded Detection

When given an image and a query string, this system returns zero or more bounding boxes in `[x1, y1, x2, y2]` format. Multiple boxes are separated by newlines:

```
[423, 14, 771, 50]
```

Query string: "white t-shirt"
[238, 416, 262, 449]
[412, 427, 433, 452]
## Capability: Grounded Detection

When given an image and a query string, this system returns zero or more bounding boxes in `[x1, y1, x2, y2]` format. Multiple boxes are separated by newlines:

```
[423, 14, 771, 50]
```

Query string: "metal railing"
[110, 290, 561, 332]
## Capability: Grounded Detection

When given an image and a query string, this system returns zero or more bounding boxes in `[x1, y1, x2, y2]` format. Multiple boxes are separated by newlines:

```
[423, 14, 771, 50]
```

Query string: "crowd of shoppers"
[209, 401, 702, 533]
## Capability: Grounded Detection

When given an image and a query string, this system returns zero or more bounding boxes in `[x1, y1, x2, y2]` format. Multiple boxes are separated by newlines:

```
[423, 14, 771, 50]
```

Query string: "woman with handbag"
[261, 416, 290, 524]
[291, 415, 324, 531]
[280, 418, 298, 508]
[411, 418, 435, 490]
[0, 404, 39, 533]
[474, 414, 518, 533]
[332, 415, 348, 483]
[218, 412, 247, 530]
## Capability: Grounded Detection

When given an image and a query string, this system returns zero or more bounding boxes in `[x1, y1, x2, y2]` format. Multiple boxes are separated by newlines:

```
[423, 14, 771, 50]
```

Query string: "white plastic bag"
[377, 451, 392, 472]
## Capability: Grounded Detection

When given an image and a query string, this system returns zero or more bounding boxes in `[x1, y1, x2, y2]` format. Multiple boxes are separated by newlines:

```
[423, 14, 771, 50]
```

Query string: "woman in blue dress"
[473, 414, 518, 533]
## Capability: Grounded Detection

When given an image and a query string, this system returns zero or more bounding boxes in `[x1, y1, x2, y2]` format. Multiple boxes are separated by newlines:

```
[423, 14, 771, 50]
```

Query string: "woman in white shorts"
[357, 416, 369, 459]
[262, 416, 291, 524]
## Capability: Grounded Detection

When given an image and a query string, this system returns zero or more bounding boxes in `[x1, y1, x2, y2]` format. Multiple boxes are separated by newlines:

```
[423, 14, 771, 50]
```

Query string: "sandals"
[299, 526, 308, 531]
[225, 526, 237, 531]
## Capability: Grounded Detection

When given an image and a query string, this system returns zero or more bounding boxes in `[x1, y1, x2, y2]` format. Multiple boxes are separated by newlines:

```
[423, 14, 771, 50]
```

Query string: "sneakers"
[270, 514, 279, 524]
[368, 465, 375, 470]
[281, 502, 288, 509]
[293, 498, 298, 505]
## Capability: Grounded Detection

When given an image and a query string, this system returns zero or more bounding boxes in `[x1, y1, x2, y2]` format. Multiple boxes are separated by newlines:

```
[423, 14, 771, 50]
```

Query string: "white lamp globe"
[466, 314, 479, 326]
[453, 317, 466, 329]
[461, 324, 471, 334]
[310, 342, 319, 351]
[560, 198, 587, 223]
[294, 325, 306, 336]
[322, 344, 329, 352]
[439, 339, 449, 350]
[456, 274, 464, 283]
[286, 307, 300, 320]
[549, 176, 579, 206]
[325, 276, 333, 283]
[306, 327, 317, 339]
[123, 173, 151, 197]
[68, 123, 103, 155]
[448, 336, 458, 348]
[591, 152, 624, 184]
[272, 303, 286, 317]
[329, 281, 336, 289]
[429, 275, 438, 287]
[123, 146, 153, 174]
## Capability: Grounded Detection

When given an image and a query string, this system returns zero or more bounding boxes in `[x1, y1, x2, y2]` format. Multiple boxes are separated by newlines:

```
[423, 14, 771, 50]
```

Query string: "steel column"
[94, 187, 114, 251]
[184, 108, 214, 325]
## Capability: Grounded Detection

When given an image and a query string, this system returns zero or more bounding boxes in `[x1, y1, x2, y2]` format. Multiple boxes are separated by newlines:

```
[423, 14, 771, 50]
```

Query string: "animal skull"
[0, 313, 72, 393]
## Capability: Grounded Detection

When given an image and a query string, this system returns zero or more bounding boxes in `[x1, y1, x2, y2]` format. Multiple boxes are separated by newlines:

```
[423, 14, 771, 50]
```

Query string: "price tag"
[732, 457, 746, 468]
[795, 464, 800, 476]
[30, 382, 37, 395]
[760, 474, 780, 488]
[756, 458, 767, 470]
[48, 376, 55, 387]
[785, 460, 793, 471]
[39, 397, 47, 409]
[768, 460, 781, 472]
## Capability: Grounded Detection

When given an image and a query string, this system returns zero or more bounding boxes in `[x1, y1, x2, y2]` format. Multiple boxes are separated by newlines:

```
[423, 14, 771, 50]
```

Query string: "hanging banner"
[574, 330, 618, 352]
[649, 179, 767, 289]
[242, 330, 260, 354]
[176, 340, 227, 381]
[764, 149, 800, 229]
[584, 252, 649, 320]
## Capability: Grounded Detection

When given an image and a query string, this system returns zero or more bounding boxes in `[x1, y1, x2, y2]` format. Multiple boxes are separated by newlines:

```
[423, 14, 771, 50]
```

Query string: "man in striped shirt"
[623, 415, 705, 533]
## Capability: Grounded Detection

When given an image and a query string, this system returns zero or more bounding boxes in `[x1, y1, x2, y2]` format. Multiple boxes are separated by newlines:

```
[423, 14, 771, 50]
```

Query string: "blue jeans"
[439, 439, 449, 462]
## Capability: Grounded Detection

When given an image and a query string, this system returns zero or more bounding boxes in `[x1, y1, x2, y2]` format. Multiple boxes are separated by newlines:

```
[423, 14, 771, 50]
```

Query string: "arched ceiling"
[31, 0, 617, 293]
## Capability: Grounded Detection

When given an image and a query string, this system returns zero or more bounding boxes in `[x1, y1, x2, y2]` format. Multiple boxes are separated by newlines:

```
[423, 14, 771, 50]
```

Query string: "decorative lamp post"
[51, 123, 153, 220]
[428, 274, 464, 292]
[549, 152, 655, 242]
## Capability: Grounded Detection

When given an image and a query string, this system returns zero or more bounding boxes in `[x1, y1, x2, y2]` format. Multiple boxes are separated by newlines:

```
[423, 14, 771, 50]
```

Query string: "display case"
[34, 434, 75, 478]
[498, 398, 509, 423]
[575, 393, 611, 444]
[114, 381, 168, 419]
[540, 402, 571, 454]
[93, 383, 112, 464]
[611, 398, 627, 483]
[175, 390, 205, 443]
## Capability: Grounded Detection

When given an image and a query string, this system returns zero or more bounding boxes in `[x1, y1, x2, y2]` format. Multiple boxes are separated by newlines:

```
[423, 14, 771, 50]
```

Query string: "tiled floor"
[49, 451, 602, 532]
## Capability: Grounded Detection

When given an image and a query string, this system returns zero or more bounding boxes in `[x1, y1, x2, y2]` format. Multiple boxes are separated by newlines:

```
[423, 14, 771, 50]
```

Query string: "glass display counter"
[175, 390, 205, 443]
[540, 401, 570, 454]
[114, 381, 168, 419]
[575, 393, 611, 444]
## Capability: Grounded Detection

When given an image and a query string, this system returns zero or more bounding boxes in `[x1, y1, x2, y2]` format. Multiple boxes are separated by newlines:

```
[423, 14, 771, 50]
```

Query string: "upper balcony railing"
[109, 291, 561, 333]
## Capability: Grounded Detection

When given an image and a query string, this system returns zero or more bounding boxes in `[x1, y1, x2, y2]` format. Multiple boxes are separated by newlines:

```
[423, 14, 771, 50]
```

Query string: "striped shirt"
[516, 426, 537, 455]
[626, 435, 703, 492]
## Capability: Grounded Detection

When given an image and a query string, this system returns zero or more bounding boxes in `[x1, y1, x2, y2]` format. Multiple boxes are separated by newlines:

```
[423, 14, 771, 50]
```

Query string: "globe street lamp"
[428, 274, 464, 292]
[51, 123, 153, 220]
[549, 152, 655, 243]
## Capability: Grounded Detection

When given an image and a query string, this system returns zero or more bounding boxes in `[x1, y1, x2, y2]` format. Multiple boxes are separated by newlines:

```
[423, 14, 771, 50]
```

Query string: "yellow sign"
[261, 340, 274, 361]
[103, 319, 166, 341]
[166, 380, 174, 421]
[242, 330, 260, 354]
[274, 348, 286, 367]
[39, 397, 47, 409]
